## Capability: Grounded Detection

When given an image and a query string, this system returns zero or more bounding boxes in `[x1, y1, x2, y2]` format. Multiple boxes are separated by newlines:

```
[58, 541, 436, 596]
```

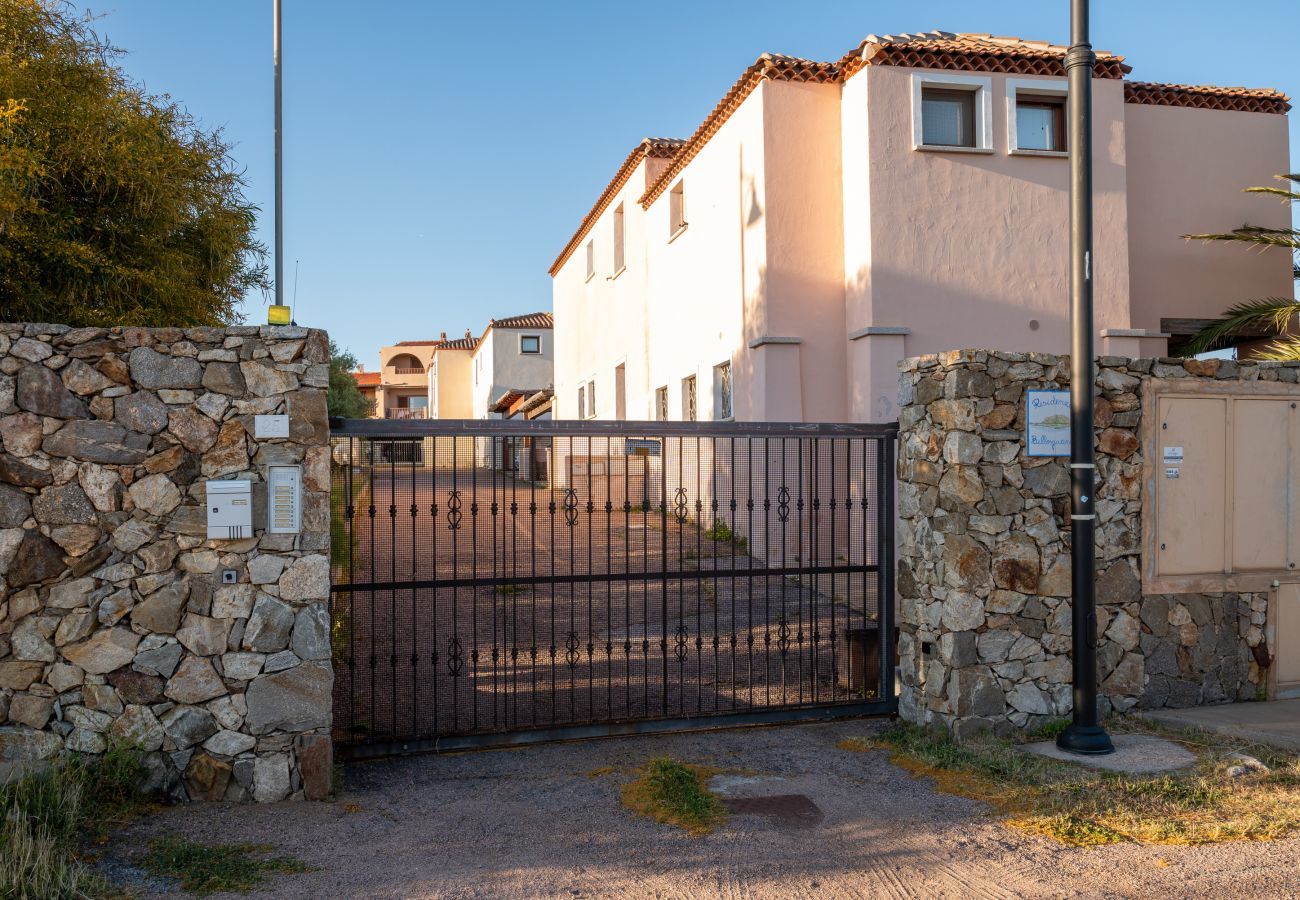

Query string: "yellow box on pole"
[267, 305, 292, 326]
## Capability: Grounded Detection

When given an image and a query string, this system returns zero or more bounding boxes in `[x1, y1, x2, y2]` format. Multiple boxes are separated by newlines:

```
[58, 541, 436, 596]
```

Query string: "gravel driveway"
[106, 719, 1300, 899]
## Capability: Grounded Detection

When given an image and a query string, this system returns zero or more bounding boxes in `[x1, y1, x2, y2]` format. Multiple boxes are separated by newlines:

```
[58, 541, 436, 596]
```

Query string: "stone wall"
[896, 350, 1273, 739]
[0, 323, 333, 801]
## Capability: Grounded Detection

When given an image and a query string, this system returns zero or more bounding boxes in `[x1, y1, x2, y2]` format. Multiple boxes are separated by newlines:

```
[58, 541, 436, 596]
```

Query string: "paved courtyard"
[105, 720, 1300, 899]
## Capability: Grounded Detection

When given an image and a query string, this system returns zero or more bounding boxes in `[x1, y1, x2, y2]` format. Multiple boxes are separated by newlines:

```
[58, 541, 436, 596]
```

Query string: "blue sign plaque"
[1025, 390, 1071, 457]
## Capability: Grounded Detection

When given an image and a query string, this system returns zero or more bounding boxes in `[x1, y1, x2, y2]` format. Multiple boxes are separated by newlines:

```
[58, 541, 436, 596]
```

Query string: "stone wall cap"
[849, 326, 911, 340]
[747, 335, 803, 348]
[1100, 328, 1171, 338]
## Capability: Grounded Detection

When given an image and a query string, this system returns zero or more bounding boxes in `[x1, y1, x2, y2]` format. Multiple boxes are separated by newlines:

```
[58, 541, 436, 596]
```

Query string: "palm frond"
[1244, 186, 1300, 202]
[1182, 297, 1300, 356]
[1244, 172, 1300, 202]
[1253, 334, 1300, 362]
[1182, 225, 1300, 250]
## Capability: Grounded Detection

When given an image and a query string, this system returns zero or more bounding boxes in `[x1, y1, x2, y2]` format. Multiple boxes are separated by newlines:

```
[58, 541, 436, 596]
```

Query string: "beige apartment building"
[550, 31, 1292, 424]
[427, 331, 479, 419]
[371, 340, 438, 419]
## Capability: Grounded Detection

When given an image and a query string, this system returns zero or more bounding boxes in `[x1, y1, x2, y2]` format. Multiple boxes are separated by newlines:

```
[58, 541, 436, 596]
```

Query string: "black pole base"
[1056, 724, 1116, 755]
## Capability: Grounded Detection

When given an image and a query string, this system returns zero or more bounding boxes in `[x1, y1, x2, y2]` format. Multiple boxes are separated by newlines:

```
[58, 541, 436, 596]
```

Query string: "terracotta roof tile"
[841, 31, 1129, 80]
[548, 138, 685, 275]
[394, 339, 441, 347]
[1125, 81, 1290, 114]
[488, 312, 553, 330]
[639, 54, 839, 208]
[352, 371, 380, 387]
[435, 336, 478, 351]
[550, 29, 1287, 254]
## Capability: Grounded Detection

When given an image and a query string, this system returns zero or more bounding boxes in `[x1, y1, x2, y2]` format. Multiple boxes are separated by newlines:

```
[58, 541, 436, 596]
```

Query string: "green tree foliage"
[327, 342, 373, 419]
[0, 0, 267, 326]
[1185, 174, 1300, 358]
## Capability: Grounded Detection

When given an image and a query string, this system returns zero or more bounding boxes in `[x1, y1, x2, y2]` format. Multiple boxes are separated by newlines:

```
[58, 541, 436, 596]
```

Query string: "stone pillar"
[0, 324, 332, 801]
[895, 350, 1272, 740]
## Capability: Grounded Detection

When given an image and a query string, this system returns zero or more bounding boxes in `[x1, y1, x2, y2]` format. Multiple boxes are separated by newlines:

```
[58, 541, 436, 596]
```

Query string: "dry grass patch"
[619, 757, 728, 836]
[0, 746, 150, 899]
[857, 719, 1300, 847]
[836, 736, 873, 753]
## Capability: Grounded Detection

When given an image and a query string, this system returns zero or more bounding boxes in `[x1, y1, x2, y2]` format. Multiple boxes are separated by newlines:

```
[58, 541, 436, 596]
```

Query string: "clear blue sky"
[92, 1, 1299, 369]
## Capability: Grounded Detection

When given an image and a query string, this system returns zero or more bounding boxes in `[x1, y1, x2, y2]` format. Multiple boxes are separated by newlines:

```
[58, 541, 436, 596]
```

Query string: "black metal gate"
[329, 419, 896, 757]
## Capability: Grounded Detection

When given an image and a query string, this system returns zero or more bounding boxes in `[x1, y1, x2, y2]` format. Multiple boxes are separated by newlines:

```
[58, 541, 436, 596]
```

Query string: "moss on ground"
[140, 836, 307, 896]
[620, 757, 728, 836]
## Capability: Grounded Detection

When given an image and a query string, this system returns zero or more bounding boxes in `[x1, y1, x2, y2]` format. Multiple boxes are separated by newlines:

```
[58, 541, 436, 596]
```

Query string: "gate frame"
[329, 417, 898, 758]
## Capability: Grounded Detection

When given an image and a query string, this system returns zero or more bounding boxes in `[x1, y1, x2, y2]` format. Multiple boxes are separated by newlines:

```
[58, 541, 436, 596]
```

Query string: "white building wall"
[470, 326, 555, 419]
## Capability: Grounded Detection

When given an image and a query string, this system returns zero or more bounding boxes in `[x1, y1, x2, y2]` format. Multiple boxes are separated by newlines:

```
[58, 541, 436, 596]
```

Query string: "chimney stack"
[440, 331, 447, 342]
[465, 329, 471, 340]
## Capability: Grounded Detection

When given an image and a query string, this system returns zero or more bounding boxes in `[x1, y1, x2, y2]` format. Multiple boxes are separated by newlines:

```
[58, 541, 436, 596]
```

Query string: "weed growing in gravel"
[860, 720, 1300, 847]
[140, 835, 308, 896]
[0, 745, 149, 899]
[620, 757, 728, 836]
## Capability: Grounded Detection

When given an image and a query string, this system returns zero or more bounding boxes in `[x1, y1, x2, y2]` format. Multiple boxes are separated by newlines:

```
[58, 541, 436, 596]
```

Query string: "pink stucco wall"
[760, 79, 847, 422]
[1125, 103, 1293, 334]
[847, 66, 1133, 421]
[550, 59, 1292, 427]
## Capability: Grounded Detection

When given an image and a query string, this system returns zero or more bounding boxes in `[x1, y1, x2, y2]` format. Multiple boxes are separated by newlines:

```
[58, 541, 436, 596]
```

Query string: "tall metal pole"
[1058, 0, 1114, 756]
[273, 0, 284, 308]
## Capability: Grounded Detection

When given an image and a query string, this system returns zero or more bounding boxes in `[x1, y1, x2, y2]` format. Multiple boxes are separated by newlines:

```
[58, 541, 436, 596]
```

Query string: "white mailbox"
[267, 465, 302, 534]
[207, 479, 252, 539]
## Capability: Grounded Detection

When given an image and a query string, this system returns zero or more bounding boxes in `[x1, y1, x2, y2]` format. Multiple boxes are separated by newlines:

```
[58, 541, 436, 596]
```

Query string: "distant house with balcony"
[550, 30, 1292, 424]
[374, 340, 438, 419]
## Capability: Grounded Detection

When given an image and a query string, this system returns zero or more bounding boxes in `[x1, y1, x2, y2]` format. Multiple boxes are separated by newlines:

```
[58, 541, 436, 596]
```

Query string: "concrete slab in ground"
[1022, 733, 1196, 773]
[1138, 699, 1300, 751]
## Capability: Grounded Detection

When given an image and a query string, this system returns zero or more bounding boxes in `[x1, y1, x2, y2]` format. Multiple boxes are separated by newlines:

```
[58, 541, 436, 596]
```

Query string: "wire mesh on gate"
[328, 420, 897, 755]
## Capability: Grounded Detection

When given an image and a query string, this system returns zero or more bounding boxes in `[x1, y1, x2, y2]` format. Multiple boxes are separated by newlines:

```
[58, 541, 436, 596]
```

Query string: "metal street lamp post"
[1058, 0, 1115, 756]
[273, 0, 284, 310]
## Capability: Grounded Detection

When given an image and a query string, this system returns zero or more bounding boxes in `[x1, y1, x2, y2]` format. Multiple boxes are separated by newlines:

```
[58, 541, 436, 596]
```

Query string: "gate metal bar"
[329, 418, 897, 757]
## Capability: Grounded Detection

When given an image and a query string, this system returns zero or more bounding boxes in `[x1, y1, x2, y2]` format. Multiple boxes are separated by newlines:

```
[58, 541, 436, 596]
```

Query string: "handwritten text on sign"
[1026, 390, 1071, 457]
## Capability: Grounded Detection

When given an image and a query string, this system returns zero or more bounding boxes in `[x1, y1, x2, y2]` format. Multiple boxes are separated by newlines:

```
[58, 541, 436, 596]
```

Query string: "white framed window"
[586, 379, 596, 418]
[682, 375, 697, 421]
[714, 361, 732, 420]
[1007, 78, 1068, 155]
[612, 203, 625, 273]
[576, 385, 585, 420]
[585, 239, 595, 281]
[520, 334, 541, 354]
[912, 72, 993, 153]
[655, 386, 668, 421]
[669, 181, 687, 239]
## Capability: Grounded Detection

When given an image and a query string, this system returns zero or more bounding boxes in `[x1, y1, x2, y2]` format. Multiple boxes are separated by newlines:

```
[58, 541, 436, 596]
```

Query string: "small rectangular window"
[613, 203, 625, 272]
[587, 379, 596, 418]
[921, 87, 976, 148]
[614, 364, 626, 420]
[655, 386, 668, 421]
[714, 361, 732, 420]
[1016, 96, 1066, 152]
[576, 386, 585, 420]
[520, 335, 541, 354]
[669, 181, 686, 237]
[585, 239, 595, 280]
[682, 375, 697, 422]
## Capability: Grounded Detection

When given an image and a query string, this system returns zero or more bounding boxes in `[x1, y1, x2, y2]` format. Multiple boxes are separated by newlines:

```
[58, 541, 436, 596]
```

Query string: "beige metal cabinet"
[1147, 384, 1300, 590]
[1156, 397, 1227, 576]
[1276, 583, 1300, 700]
